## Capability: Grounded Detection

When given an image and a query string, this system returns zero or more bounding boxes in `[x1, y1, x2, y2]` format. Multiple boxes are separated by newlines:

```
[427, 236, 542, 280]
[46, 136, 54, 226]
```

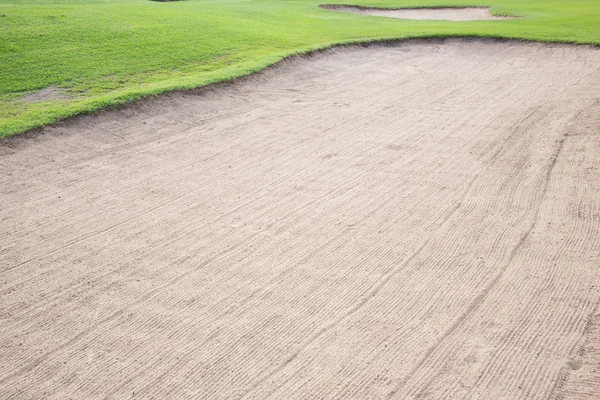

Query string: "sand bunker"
[321, 5, 511, 21]
[2, 40, 600, 399]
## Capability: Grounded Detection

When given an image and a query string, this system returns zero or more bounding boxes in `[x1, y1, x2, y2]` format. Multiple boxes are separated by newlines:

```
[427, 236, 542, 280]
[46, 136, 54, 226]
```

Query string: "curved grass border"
[2, 33, 599, 140]
[4, 0, 600, 139]
[4, 34, 599, 143]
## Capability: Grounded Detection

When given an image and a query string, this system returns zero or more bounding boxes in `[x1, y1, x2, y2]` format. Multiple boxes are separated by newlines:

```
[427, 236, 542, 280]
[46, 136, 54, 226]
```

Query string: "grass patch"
[1, 0, 599, 136]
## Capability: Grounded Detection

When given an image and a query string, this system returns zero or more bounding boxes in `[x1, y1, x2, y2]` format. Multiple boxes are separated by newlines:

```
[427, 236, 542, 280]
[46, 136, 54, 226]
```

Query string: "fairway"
[2, 39, 600, 398]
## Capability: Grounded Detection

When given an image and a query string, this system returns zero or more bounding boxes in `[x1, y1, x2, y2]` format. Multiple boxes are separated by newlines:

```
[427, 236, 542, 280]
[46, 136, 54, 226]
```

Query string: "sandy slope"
[1, 39, 600, 399]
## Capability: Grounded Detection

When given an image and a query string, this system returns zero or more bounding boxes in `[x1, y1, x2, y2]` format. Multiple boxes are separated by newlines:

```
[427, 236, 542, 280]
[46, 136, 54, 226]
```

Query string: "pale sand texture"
[1, 40, 600, 399]
[320, 5, 510, 21]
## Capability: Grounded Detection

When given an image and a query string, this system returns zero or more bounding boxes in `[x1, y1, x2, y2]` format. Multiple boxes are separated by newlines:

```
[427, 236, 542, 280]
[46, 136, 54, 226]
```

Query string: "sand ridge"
[1, 39, 600, 399]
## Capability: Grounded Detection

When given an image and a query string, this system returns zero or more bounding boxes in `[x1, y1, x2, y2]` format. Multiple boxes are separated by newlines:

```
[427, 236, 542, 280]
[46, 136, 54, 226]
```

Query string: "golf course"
[1, 0, 600, 136]
[1, 1, 600, 399]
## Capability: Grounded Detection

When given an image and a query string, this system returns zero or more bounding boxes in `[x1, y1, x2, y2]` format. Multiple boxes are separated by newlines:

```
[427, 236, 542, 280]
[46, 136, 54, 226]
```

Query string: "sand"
[1, 39, 600, 399]
[320, 5, 511, 21]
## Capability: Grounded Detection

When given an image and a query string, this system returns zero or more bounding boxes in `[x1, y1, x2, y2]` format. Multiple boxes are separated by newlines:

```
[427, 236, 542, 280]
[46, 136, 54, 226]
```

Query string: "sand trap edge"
[2, 36, 595, 144]
[319, 4, 515, 20]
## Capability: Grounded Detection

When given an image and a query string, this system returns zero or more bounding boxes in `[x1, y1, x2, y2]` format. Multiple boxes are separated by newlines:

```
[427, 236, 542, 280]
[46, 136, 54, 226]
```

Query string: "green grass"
[1, 0, 599, 136]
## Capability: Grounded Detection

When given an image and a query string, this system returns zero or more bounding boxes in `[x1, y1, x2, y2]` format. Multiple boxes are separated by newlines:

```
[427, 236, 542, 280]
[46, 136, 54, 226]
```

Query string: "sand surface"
[2, 40, 600, 399]
[320, 5, 510, 21]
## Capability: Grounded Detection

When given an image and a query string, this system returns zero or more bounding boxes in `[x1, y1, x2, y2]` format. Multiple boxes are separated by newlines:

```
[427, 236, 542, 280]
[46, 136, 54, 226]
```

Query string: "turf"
[1, 0, 599, 136]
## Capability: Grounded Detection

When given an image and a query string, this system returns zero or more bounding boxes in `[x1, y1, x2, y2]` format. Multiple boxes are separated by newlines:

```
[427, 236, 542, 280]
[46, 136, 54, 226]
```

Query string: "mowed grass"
[1, 0, 599, 136]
